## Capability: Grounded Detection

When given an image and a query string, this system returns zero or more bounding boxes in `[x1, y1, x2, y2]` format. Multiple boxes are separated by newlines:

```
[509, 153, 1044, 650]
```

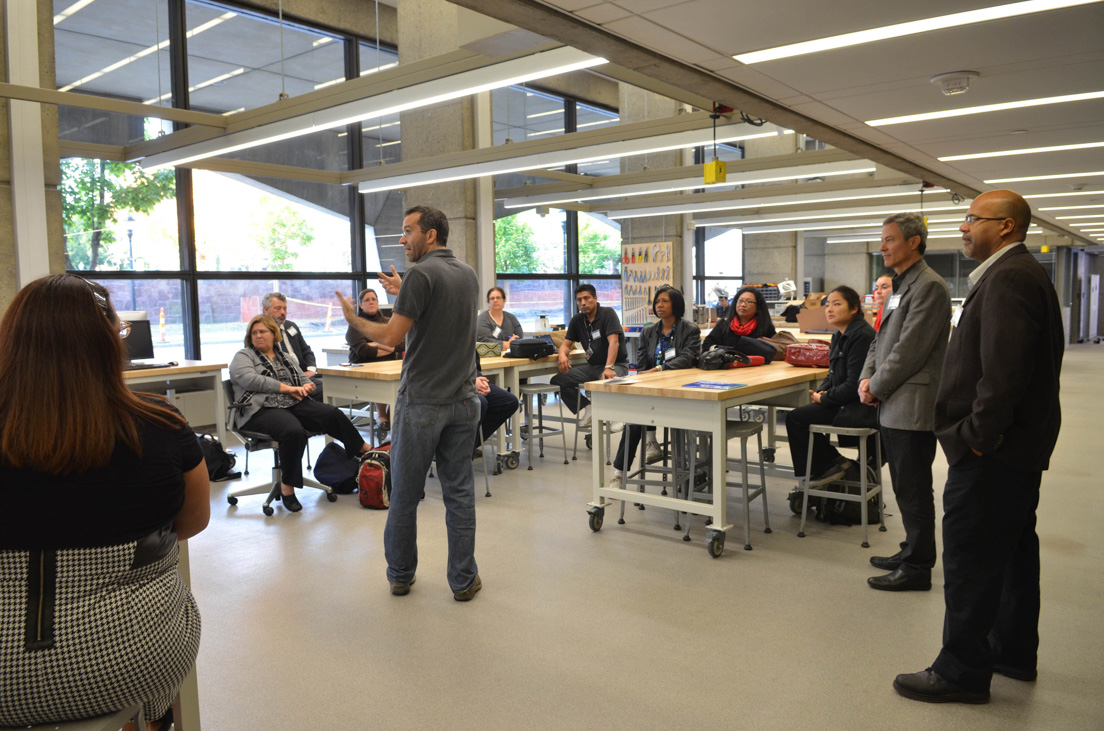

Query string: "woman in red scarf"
[702, 286, 779, 361]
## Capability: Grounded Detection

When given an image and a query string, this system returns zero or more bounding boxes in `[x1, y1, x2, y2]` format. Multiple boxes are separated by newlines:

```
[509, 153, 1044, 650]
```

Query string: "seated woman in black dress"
[784, 285, 877, 484]
[702, 285, 779, 361]
[346, 288, 402, 432]
[231, 314, 371, 512]
[0, 274, 209, 730]
[607, 286, 701, 488]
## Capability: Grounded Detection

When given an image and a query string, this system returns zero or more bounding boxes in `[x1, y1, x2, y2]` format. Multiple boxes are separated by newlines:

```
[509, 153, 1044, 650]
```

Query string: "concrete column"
[2, 0, 63, 309]
[397, 0, 478, 268]
[617, 87, 684, 286]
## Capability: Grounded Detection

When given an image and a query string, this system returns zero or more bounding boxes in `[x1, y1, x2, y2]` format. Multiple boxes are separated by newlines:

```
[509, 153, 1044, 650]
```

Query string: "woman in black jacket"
[346, 288, 402, 432]
[607, 286, 701, 487]
[702, 286, 779, 361]
[784, 285, 876, 483]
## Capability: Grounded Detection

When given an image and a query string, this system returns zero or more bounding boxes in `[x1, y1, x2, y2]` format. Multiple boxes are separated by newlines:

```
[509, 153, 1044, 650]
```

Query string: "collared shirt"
[279, 326, 301, 367]
[968, 241, 1024, 289]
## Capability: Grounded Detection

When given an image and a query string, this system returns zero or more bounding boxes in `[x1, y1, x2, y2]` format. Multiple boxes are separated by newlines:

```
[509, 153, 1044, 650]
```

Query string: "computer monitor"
[123, 320, 155, 361]
[115, 310, 148, 321]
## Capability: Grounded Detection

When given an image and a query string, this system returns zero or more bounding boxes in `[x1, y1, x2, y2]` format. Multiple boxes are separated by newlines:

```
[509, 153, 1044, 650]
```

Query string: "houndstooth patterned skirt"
[0, 540, 201, 727]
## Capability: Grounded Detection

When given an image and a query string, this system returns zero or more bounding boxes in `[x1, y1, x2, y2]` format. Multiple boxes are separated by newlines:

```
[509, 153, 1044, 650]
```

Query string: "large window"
[89, 277, 185, 361]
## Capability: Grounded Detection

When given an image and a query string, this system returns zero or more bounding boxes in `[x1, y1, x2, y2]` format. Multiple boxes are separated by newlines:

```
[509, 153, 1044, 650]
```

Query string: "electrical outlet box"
[704, 159, 726, 185]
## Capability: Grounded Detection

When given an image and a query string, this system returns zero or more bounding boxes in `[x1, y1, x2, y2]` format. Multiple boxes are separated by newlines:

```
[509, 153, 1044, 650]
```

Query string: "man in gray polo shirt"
[338, 205, 483, 602]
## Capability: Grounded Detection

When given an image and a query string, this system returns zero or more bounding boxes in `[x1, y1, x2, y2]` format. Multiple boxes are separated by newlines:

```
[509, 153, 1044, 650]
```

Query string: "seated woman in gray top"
[346, 288, 402, 431]
[476, 286, 524, 354]
[231, 315, 370, 513]
[607, 286, 701, 488]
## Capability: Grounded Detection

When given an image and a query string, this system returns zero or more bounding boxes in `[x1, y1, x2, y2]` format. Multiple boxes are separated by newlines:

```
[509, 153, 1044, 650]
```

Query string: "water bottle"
[539, 314, 550, 330]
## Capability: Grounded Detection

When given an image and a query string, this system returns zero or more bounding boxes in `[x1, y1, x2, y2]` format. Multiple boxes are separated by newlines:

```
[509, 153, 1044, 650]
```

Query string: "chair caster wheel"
[263, 505, 274, 516]
[326, 492, 338, 502]
[682, 534, 691, 542]
[227, 496, 238, 506]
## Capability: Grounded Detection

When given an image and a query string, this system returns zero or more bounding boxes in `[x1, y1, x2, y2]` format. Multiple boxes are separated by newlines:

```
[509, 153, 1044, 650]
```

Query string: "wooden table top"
[319, 350, 587, 381]
[123, 360, 227, 379]
[585, 361, 828, 402]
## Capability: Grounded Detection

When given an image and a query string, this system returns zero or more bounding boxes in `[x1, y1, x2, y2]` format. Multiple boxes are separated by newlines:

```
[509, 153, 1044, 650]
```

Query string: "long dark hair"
[0, 274, 185, 474]
[732, 286, 776, 337]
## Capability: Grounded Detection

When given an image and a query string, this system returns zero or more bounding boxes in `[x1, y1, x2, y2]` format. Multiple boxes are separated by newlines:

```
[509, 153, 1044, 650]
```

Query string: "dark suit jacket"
[279, 320, 316, 372]
[935, 245, 1064, 471]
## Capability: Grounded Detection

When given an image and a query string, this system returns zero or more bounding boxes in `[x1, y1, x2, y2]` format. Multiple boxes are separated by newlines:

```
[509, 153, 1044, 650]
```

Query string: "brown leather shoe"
[893, 668, 989, 704]
[867, 567, 931, 591]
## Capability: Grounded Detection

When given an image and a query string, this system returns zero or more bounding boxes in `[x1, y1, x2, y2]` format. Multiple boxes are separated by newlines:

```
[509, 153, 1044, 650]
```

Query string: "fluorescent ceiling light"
[985, 170, 1104, 183]
[527, 110, 561, 119]
[142, 47, 607, 171]
[526, 119, 617, 138]
[502, 161, 876, 209]
[1057, 213, 1104, 219]
[59, 12, 235, 92]
[315, 61, 399, 90]
[1024, 190, 1104, 198]
[733, 0, 1102, 64]
[608, 185, 945, 220]
[222, 107, 245, 116]
[313, 37, 334, 46]
[939, 141, 1104, 161]
[144, 67, 244, 105]
[867, 91, 1104, 127]
[1039, 204, 1104, 211]
[698, 204, 965, 229]
[358, 127, 791, 195]
[54, 0, 95, 24]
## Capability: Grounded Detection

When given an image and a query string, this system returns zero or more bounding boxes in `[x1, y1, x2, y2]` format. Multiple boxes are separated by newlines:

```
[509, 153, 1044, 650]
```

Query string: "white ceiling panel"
[602, 15, 720, 63]
[575, 2, 633, 23]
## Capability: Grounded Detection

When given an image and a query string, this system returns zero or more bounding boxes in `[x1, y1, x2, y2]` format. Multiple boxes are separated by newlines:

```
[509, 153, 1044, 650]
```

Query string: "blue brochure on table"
[682, 381, 746, 390]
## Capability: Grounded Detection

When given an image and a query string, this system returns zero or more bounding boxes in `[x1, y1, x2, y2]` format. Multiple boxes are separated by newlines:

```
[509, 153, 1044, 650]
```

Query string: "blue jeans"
[385, 391, 480, 592]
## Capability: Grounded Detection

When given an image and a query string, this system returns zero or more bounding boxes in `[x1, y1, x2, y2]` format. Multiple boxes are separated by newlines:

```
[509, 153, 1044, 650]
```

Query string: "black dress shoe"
[870, 551, 903, 571]
[281, 490, 303, 512]
[893, 668, 989, 704]
[993, 662, 1037, 681]
[868, 567, 931, 591]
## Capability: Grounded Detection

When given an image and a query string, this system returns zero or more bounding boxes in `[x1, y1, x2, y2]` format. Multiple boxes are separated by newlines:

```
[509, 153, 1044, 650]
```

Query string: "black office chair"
[223, 380, 335, 516]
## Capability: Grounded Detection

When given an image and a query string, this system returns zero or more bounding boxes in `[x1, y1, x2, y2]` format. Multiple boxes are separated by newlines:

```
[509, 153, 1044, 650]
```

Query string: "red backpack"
[357, 445, 392, 509]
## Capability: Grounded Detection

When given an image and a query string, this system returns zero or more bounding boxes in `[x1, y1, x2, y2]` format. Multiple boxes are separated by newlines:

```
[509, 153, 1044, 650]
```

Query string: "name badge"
[591, 328, 601, 341]
[664, 347, 676, 360]
[286, 325, 299, 336]
[492, 326, 501, 338]
[951, 306, 963, 328]
[887, 294, 902, 311]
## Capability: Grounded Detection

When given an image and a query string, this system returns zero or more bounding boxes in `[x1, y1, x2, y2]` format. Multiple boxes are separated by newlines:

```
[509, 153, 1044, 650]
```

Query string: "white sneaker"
[609, 421, 624, 433]
[645, 439, 663, 463]
[606, 471, 623, 490]
[578, 406, 592, 428]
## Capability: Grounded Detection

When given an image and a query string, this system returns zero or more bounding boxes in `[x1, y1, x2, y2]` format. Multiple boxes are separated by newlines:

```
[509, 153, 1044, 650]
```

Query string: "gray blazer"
[637, 318, 701, 370]
[860, 258, 951, 431]
[228, 347, 306, 427]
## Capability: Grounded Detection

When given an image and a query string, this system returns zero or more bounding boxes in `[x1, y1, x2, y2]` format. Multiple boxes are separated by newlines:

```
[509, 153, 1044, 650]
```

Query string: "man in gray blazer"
[894, 190, 1064, 704]
[859, 212, 951, 591]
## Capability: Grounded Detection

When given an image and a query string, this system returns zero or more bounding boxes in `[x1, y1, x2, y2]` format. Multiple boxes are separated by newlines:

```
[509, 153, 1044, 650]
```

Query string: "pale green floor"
[188, 345, 1104, 730]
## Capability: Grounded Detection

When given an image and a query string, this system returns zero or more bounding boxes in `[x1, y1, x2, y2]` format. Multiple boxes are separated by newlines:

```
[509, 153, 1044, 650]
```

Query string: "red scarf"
[729, 317, 756, 336]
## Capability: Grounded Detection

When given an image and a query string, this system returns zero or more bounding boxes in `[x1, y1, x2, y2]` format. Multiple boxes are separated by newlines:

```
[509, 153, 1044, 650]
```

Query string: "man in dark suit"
[263, 292, 323, 398]
[859, 213, 951, 591]
[894, 190, 1064, 704]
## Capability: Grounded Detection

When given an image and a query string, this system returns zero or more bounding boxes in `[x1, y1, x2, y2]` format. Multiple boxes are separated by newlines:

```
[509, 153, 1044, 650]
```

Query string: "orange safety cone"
[159, 307, 167, 342]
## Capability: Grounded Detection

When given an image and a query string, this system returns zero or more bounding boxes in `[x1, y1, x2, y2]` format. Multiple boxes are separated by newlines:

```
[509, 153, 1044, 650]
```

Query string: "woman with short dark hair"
[702, 285, 779, 361]
[476, 286, 525, 352]
[0, 274, 209, 730]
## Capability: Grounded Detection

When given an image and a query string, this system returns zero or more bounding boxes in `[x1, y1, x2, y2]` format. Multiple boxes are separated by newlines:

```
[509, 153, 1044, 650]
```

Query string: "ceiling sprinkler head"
[930, 71, 979, 96]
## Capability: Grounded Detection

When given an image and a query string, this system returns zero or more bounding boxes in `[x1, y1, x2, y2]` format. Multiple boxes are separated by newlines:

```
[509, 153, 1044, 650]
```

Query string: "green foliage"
[61, 159, 176, 270]
[252, 196, 315, 271]
[494, 215, 541, 273]
[579, 218, 621, 274]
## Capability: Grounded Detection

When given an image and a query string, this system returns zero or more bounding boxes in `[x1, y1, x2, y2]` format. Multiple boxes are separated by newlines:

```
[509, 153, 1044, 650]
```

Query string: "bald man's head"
[978, 189, 1032, 238]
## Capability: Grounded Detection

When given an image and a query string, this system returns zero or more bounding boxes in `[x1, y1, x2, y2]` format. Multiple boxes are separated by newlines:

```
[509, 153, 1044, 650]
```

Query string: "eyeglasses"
[118, 321, 131, 339]
[736, 299, 757, 306]
[963, 214, 1008, 225]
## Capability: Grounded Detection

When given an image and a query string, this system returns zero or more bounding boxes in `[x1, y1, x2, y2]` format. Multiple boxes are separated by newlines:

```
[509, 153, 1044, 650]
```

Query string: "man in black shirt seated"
[550, 284, 629, 427]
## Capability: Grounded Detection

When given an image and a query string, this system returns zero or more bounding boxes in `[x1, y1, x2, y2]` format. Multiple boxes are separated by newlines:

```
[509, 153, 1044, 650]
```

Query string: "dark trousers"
[243, 399, 364, 488]
[880, 426, 937, 575]
[549, 363, 627, 414]
[784, 403, 842, 478]
[613, 425, 656, 471]
[932, 454, 1041, 692]
[478, 383, 519, 443]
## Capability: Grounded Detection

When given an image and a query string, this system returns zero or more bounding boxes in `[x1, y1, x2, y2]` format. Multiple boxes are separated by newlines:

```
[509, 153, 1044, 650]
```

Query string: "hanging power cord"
[375, 0, 384, 166]
[739, 111, 767, 127]
[278, 0, 288, 100]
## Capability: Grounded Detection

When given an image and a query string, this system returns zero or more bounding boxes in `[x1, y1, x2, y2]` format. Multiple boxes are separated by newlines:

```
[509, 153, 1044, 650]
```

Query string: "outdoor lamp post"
[126, 214, 136, 308]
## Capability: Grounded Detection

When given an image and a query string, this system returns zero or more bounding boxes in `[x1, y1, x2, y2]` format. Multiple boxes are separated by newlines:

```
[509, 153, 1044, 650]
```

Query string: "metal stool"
[723, 420, 771, 550]
[9, 704, 144, 731]
[797, 425, 885, 547]
[519, 383, 568, 469]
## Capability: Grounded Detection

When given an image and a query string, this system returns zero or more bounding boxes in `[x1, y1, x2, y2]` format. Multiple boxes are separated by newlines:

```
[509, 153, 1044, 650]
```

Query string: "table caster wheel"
[588, 507, 604, 532]
[707, 530, 725, 558]
[263, 505, 274, 516]
[505, 453, 520, 470]
[326, 491, 338, 502]
[227, 496, 238, 506]
[788, 490, 804, 515]
[585, 434, 592, 449]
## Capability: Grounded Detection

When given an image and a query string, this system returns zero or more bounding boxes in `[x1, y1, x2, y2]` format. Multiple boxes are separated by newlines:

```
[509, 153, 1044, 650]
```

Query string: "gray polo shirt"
[392, 248, 479, 404]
